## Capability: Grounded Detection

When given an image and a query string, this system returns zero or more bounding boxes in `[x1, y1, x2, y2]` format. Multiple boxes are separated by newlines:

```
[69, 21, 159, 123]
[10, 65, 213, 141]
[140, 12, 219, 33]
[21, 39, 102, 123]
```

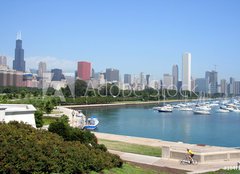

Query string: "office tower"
[177, 81, 182, 91]
[172, 65, 178, 89]
[51, 68, 64, 81]
[106, 68, 119, 82]
[124, 74, 131, 84]
[182, 53, 191, 91]
[228, 77, 235, 95]
[13, 32, 25, 72]
[163, 74, 173, 89]
[220, 79, 227, 96]
[0, 56, 7, 66]
[205, 70, 218, 94]
[195, 78, 207, 93]
[234, 81, 240, 95]
[146, 74, 150, 87]
[77, 61, 91, 81]
[38, 62, 47, 78]
[140, 72, 145, 85]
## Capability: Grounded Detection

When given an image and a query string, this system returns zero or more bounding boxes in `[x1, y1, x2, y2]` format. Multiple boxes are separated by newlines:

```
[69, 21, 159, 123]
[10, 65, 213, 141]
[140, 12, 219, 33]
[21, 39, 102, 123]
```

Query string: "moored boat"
[158, 105, 173, 112]
[193, 109, 210, 115]
[83, 116, 99, 130]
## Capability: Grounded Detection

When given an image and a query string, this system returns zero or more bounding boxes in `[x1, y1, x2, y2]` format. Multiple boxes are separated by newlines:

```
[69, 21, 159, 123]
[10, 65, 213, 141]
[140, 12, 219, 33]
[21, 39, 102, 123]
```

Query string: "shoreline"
[93, 132, 236, 153]
[64, 99, 200, 109]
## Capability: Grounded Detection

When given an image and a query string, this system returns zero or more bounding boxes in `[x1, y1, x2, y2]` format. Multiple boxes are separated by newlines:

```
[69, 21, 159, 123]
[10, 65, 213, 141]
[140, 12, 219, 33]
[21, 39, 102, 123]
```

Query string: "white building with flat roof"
[0, 104, 36, 127]
[182, 53, 191, 91]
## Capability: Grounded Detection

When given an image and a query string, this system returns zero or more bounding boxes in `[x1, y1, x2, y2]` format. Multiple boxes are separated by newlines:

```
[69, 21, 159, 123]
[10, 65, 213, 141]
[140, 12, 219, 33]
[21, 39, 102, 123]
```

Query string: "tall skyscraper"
[182, 53, 191, 91]
[77, 61, 91, 81]
[0, 56, 7, 66]
[205, 70, 218, 94]
[220, 79, 227, 95]
[146, 74, 150, 87]
[13, 32, 25, 72]
[195, 78, 207, 93]
[38, 62, 47, 78]
[163, 74, 173, 89]
[172, 64, 178, 89]
[51, 69, 64, 81]
[228, 77, 235, 95]
[106, 68, 119, 82]
[124, 74, 131, 84]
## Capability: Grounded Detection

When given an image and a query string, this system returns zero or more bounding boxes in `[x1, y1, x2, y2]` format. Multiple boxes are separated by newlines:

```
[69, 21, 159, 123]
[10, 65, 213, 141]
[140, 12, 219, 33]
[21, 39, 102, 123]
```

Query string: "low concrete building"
[0, 104, 36, 127]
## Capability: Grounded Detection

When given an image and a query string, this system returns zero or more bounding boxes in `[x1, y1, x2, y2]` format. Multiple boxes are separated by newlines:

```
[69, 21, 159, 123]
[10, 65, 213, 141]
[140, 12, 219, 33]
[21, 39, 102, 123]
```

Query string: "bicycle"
[180, 155, 198, 165]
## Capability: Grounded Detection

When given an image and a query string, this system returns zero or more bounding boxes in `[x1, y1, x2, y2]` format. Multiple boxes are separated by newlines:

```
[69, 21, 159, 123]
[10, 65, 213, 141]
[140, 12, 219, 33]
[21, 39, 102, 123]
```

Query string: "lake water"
[81, 105, 240, 147]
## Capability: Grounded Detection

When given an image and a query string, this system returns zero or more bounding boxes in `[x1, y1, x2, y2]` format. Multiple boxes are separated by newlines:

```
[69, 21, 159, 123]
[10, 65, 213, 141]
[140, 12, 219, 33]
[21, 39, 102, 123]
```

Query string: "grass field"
[98, 139, 162, 157]
[206, 170, 240, 174]
[90, 163, 166, 174]
[42, 116, 58, 125]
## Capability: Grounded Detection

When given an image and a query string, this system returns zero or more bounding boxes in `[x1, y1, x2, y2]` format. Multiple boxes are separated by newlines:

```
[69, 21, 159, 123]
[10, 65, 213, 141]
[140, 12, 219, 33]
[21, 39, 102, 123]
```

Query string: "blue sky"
[1, 0, 240, 80]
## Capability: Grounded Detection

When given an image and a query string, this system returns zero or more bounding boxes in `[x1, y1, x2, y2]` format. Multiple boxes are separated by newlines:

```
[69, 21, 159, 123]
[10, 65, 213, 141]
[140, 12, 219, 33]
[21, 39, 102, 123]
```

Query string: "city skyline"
[1, 1, 240, 80]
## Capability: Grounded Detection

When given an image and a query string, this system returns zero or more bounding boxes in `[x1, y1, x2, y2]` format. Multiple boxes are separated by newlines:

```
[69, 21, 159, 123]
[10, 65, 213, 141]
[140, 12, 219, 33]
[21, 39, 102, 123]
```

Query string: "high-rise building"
[228, 77, 235, 95]
[77, 61, 91, 81]
[234, 81, 240, 96]
[124, 74, 131, 84]
[172, 65, 178, 89]
[106, 68, 119, 82]
[220, 79, 227, 96]
[146, 74, 150, 87]
[163, 74, 173, 89]
[182, 53, 191, 91]
[205, 70, 218, 94]
[13, 32, 25, 72]
[38, 62, 47, 78]
[195, 78, 207, 93]
[0, 56, 7, 66]
[51, 69, 64, 81]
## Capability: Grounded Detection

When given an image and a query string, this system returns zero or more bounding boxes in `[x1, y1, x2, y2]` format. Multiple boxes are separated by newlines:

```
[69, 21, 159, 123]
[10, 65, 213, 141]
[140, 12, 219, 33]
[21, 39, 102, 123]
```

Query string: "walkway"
[109, 150, 240, 174]
[94, 132, 240, 173]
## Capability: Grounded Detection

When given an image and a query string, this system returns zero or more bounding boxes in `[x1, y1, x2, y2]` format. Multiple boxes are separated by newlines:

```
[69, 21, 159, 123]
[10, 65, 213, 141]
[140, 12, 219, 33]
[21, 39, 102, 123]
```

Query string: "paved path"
[109, 150, 240, 173]
[94, 132, 240, 173]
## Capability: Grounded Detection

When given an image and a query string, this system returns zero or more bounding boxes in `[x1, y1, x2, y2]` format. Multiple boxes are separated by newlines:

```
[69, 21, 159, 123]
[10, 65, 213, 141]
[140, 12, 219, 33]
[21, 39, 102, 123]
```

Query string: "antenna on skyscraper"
[16, 31, 22, 40]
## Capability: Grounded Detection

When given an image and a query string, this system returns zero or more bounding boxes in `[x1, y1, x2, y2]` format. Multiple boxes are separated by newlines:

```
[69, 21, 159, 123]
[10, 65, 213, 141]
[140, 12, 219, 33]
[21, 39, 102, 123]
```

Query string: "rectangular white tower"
[182, 53, 191, 91]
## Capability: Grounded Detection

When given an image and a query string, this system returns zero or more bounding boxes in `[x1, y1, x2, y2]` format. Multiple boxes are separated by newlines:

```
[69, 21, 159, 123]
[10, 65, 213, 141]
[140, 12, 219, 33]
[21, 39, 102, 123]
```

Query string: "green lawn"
[42, 117, 58, 125]
[206, 170, 240, 174]
[91, 163, 166, 174]
[98, 139, 162, 157]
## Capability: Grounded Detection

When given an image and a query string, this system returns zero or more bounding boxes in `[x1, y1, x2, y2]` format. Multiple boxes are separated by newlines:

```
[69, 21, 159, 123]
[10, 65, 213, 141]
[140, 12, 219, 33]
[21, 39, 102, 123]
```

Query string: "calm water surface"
[81, 105, 240, 147]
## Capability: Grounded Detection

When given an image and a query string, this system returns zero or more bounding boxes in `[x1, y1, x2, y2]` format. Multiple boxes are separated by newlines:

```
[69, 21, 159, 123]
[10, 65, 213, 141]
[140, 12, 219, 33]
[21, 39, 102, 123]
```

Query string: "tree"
[75, 80, 87, 97]
[34, 110, 43, 128]
[44, 100, 54, 114]
[0, 122, 123, 173]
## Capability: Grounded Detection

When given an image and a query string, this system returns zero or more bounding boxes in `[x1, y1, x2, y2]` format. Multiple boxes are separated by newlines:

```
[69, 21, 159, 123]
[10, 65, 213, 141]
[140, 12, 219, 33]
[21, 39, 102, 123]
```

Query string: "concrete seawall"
[94, 132, 240, 163]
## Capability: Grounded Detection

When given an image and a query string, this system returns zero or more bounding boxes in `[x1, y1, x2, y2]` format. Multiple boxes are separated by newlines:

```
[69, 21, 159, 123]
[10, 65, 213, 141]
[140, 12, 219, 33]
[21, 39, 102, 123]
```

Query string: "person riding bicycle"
[187, 148, 194, 164]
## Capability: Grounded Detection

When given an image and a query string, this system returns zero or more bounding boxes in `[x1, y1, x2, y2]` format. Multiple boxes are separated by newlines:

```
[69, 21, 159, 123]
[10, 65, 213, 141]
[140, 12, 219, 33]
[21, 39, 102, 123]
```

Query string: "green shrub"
[0, 122, 123, 174]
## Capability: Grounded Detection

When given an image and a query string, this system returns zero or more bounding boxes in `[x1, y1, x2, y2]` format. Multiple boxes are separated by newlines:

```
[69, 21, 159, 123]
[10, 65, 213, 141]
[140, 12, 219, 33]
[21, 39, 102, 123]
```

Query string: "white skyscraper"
[38, 62, 47, 78]
[182, 53, 191, 91]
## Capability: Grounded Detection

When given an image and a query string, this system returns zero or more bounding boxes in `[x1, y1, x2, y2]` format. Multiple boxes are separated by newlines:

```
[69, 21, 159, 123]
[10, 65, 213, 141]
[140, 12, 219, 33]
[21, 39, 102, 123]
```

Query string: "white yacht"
[193, 107, 211, 115]
[158, 105, 173, 112]
[179, 107, 193, 111]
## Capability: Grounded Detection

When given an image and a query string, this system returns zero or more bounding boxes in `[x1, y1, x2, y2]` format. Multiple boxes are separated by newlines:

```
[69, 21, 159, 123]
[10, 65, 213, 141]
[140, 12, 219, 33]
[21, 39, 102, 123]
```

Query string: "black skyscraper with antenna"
[13, 32, 25, 72]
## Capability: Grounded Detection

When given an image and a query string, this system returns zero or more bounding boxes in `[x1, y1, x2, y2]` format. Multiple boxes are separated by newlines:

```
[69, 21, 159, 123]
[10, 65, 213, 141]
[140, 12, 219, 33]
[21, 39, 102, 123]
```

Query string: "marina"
[77, 99, 240, 147]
